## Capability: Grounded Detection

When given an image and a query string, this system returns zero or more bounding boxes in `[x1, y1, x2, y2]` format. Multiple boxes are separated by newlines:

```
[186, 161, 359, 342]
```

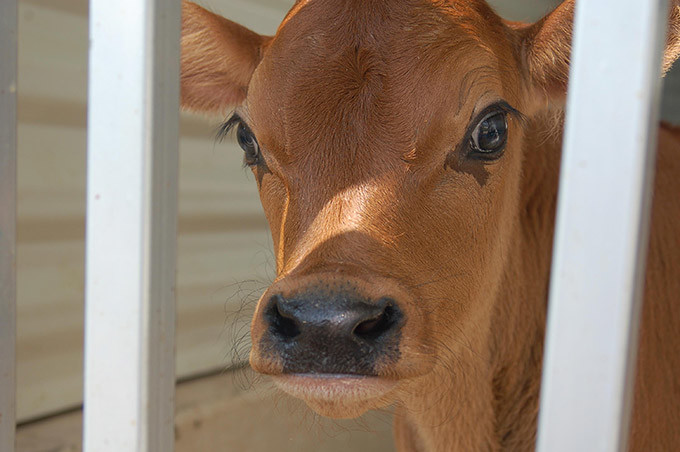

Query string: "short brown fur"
[180, 1, 680, 450]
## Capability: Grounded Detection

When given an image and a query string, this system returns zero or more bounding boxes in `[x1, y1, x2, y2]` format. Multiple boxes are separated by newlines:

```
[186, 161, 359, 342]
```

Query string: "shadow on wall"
[662, 65, 680, 124]
[488, 0, 561, 21]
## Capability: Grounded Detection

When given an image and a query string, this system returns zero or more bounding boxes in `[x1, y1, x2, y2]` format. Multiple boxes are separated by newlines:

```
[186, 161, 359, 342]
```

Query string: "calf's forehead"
[244, 0, 520, 164]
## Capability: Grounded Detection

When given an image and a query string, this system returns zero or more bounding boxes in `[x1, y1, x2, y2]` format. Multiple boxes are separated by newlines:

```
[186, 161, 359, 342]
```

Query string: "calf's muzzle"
[255, 282, 405, 376]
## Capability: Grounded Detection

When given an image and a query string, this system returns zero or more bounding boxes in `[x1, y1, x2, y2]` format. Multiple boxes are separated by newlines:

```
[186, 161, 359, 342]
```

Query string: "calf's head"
[181, 0, 680, 419]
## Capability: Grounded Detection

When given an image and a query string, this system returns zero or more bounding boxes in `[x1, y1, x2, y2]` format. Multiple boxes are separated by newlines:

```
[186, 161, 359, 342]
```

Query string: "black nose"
[262, 289, 404, 375]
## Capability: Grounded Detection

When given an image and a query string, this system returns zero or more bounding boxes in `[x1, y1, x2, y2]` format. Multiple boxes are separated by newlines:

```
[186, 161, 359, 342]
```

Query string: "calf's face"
[243, 0, 528, 419]
[181, 0, 562, 419]
[180, 0, 680, 419]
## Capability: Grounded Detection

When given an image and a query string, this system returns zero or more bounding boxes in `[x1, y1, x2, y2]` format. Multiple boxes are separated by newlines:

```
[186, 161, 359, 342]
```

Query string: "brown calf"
[180, 1, 680, 450]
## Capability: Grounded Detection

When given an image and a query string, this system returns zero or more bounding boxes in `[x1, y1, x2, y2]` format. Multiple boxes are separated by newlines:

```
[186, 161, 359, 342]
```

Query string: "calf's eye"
[469, 111, 508, 158]
[236, 122, 260, 165]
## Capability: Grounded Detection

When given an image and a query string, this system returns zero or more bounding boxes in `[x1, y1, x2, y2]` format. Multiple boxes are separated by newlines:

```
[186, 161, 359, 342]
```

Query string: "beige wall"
[16, 0, 286, 421]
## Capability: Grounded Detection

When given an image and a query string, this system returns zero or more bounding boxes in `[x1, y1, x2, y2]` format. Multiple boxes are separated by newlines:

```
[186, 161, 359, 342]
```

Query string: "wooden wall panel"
[16, 0, 283, 421]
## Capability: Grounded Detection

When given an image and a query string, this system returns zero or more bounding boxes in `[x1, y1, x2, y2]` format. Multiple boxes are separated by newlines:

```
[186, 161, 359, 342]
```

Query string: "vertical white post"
[0, 0, 17, 451]
[537, 1, 668, 451]
[84, 0, 180, 451]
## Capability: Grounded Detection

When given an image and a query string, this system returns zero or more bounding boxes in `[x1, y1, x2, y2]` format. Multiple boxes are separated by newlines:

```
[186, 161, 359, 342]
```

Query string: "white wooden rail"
[537, 1, 669, 451]
[83, 0, 181, 451]
[0, 0, 18, 450]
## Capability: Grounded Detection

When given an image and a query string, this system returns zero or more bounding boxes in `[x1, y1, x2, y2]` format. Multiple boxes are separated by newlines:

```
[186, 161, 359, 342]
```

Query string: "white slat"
[537, 1, 669, 451]
[0, 0, 18, 450]
[83, 0, 181, 450]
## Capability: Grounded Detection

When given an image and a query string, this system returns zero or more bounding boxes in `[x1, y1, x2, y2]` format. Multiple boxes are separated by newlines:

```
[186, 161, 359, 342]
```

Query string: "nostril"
[353, 302, 402, 341]
[266, 295, 301, 340]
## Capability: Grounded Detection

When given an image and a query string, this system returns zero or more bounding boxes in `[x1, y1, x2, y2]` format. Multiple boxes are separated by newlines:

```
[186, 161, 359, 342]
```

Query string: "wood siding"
[16, 0, 283, 421]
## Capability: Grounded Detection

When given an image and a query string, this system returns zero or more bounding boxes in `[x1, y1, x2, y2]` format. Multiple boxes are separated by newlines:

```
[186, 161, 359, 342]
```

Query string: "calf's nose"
[267, 293, 401, 341]
[260, 288, 404, 375]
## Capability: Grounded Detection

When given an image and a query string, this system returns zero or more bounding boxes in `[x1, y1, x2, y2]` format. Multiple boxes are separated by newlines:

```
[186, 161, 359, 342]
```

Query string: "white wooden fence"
[0, 0, 671, 450]
[82, 0, 180, 450]
[536, 1, 669, 451]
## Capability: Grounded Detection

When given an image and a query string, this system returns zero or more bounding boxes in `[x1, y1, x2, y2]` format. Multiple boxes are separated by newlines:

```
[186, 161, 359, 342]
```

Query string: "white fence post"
[83, 0, 181, 450]
[537, 1, 669, 451]
[0, 0, 18, 450]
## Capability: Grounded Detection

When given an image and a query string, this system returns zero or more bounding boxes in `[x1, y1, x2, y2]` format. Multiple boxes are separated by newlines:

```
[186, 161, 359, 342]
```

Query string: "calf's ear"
[519, 0, 680, 104]
[181, 1, 271, 114]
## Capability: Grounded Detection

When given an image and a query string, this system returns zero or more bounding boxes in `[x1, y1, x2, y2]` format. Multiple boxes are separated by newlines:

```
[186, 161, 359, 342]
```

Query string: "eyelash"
[216, 114, 262, 167]
[216, 113, 242, 142]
